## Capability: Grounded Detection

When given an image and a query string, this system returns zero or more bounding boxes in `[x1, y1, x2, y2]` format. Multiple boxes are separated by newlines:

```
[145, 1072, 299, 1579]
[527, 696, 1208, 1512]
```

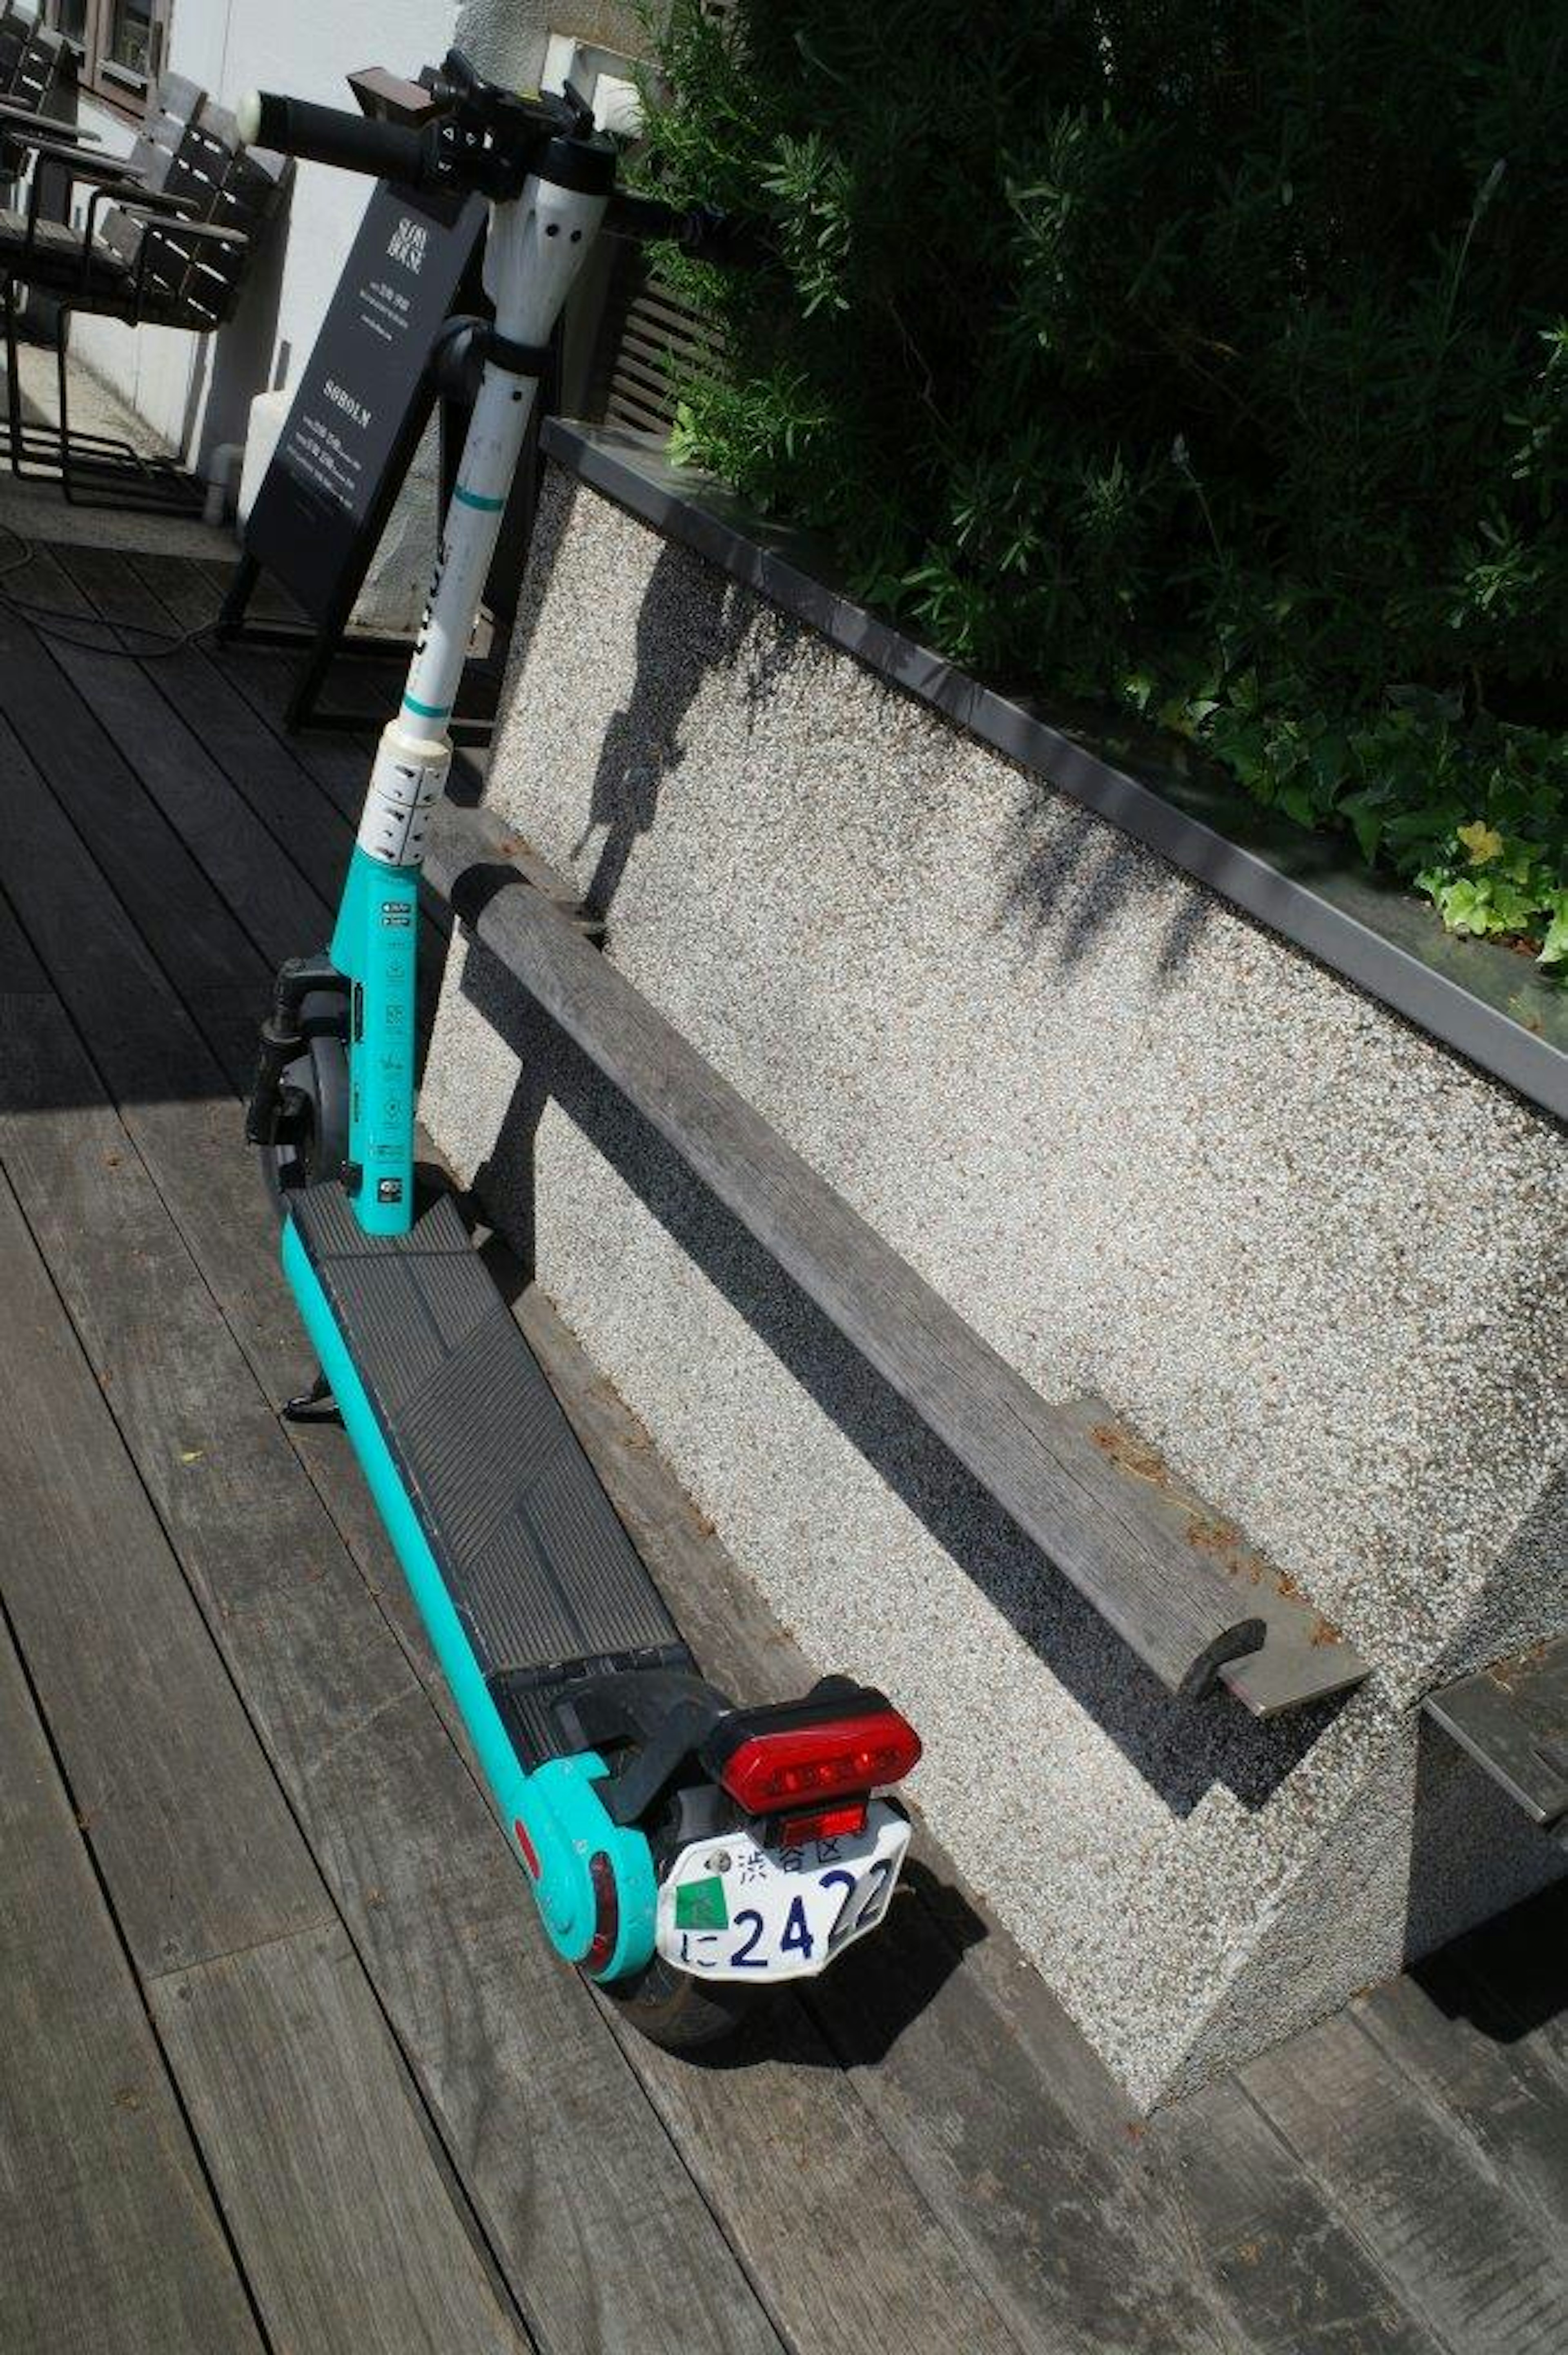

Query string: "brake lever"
[347, 66, 445, 127]
[559, 75, 597, 139]
[436, 45, 483, 105]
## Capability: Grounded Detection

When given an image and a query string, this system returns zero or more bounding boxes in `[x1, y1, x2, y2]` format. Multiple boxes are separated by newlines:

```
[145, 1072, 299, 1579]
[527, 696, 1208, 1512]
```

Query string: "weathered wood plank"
[801, 1911, 1221, 2355]
[0, 923, 783, 2355]
[108, 549, 454, 994]
[0, 708, 255, 1099]
[1144, 2080, 1432, 2355]
[1244, 2008, 1568, 2353]
[74, 542, 363, 857]
[57, 543, 453, 1044]
[149, 1926, 533, 2355]
[1422, 1641, 1568, 1829]
[37, 541, 334, 959]
[0, 696, 412, 1608]
[0, 590, 266, 1085]
[1054, 1395, 1366, 1714]
[132, 549, 389, 816]
[617, 1999, 1023, 2355]
[0, 1153, 332, 1972]
[0, 884, 50, 995]
[1356, 1969, 1568, 2252]
[0, 1613, 265, 2355]
[426, 804, 1268, 1701]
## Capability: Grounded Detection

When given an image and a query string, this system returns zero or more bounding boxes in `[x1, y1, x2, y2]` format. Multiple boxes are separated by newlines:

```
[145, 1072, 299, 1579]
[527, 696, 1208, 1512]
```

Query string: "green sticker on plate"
[675, 1875, 730, 1931]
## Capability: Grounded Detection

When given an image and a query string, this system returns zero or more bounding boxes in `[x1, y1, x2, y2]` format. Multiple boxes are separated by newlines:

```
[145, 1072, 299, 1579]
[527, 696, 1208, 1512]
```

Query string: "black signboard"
[244, 177, 486, 630]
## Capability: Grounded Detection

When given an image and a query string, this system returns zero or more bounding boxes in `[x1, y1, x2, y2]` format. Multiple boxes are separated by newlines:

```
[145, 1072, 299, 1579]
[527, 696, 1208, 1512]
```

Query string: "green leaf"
[1539, 899, 1568, 965]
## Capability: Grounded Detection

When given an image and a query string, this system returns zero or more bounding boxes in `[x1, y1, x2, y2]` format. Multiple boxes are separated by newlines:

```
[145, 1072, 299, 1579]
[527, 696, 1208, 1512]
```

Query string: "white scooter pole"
[357, 172, 608, 871]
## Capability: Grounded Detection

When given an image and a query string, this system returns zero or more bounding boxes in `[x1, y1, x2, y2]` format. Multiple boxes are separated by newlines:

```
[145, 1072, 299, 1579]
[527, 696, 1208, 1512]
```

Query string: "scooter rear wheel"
[604, 1954, 764, 2051]
[597, 1780, 772, 2052]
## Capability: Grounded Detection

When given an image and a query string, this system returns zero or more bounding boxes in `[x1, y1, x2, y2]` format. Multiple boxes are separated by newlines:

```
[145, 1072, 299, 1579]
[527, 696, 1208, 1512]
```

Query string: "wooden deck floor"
[2, 531, 1566, 2355]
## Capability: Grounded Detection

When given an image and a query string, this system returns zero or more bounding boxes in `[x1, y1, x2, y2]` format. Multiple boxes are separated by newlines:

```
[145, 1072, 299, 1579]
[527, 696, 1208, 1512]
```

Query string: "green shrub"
[637, 2, 1568, 963]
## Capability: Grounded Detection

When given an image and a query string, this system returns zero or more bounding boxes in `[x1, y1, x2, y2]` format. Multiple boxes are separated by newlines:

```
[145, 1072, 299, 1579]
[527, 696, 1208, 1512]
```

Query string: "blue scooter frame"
[246, 67, 659, 1977]
[241, 55, 921, 2043]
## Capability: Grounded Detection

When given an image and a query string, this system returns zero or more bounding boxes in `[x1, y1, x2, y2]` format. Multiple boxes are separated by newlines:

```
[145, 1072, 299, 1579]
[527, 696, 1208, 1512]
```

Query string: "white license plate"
[655, 1802, 910, 1982]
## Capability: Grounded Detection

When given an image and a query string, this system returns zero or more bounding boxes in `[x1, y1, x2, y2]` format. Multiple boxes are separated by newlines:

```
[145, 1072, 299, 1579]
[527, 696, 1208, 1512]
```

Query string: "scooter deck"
[292, 1184, 692, 1767]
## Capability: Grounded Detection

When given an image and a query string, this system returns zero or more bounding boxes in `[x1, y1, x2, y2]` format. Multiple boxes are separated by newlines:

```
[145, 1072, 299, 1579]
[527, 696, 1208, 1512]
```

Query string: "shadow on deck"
[0, 526, 1566, 2355]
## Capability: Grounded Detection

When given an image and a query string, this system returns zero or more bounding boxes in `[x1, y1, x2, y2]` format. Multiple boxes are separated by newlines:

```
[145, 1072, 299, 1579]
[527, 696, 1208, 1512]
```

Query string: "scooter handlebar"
[238, 89, 430, 185]
[604, 190, 770, 268]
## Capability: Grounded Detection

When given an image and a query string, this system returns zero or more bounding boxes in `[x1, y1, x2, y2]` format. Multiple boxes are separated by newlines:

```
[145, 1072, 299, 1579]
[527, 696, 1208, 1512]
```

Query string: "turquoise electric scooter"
[240, 53, 922, 2048]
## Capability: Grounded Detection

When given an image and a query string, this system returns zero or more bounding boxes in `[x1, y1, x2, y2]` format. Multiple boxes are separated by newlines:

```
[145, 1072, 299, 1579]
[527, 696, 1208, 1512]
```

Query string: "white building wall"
[72, 0, 463, 471]
[68, 0, 645, 471]
[64, 0, 649, 613]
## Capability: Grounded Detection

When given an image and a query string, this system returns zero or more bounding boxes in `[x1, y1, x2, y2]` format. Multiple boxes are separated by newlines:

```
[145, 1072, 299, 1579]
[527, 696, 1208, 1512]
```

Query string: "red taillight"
[584, 1851, 619, 1974]
[778, 1799, 869, 1849]
[717, 1707, 921, 1814]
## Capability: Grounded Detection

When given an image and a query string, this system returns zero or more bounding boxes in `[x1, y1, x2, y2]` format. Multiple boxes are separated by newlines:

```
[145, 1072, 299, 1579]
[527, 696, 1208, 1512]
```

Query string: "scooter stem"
[332, 166, 607, 1234]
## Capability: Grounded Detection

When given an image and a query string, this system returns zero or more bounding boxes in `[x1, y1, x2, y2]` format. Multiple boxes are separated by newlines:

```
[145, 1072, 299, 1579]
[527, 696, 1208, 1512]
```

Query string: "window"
[45, 0, 169, 116]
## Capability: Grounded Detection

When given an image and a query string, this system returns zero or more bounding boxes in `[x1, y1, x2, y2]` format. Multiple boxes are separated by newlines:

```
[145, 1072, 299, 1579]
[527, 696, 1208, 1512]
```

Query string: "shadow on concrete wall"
[1403, 1712, 1568, 1991]
[568, 540, 751, 921]
[999, 768, 1223, 983]
[1428, 1457, 1568, 1693]
[460, 938, 1345, 1824]
[1408, 1839, 1568, 2043]
[531, 466, 1230, 983]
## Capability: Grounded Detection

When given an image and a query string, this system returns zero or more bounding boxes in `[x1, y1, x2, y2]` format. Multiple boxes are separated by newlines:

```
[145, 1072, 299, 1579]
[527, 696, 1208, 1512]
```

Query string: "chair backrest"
[8, 22, 73, 116]
[125, 68, 205, 188]
[99, 70, 205, 268]
[0, 5, 36, 95]
[110, 92, 290, 330]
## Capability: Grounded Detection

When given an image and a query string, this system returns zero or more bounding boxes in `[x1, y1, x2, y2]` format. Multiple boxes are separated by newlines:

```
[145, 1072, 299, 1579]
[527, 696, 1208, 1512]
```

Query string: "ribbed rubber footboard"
[292, 1184, 692, 1766]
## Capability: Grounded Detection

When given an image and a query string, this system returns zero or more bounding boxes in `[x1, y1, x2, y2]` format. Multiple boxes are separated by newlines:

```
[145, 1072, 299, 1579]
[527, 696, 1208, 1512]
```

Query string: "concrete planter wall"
[424, 443, 1568, 2105]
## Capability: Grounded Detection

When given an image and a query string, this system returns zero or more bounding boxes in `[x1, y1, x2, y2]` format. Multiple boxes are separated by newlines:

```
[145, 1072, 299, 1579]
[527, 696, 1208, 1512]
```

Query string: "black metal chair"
[0, 4, 35, 95]
[0, 61, 178, 279]
[0, 86, 287, 508]
[0, 5, 33, 85]
[0, 20, 86, 211]
[1, 17, 75, 114]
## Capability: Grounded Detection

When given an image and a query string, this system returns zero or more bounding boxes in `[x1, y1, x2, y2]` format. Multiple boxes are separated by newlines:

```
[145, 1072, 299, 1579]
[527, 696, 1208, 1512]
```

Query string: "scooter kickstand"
[282, 1368, 340, 1425]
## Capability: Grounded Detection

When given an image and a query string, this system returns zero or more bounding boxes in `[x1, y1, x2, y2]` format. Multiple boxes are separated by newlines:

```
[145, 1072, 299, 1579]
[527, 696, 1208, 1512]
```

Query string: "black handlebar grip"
[604, 191, 770, 268]
[237, 89, 428, 184]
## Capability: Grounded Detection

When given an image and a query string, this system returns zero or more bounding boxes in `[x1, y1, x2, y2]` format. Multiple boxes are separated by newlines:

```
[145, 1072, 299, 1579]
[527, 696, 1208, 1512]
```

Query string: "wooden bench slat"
[1423, 1639, 1568, 1831]
[427, 803, 1365, 1711]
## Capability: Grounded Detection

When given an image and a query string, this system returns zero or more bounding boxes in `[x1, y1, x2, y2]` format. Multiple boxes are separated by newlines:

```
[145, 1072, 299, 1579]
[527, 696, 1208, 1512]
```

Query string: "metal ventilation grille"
[585, 0, 737, 439]
[589, 242, 727, 440]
